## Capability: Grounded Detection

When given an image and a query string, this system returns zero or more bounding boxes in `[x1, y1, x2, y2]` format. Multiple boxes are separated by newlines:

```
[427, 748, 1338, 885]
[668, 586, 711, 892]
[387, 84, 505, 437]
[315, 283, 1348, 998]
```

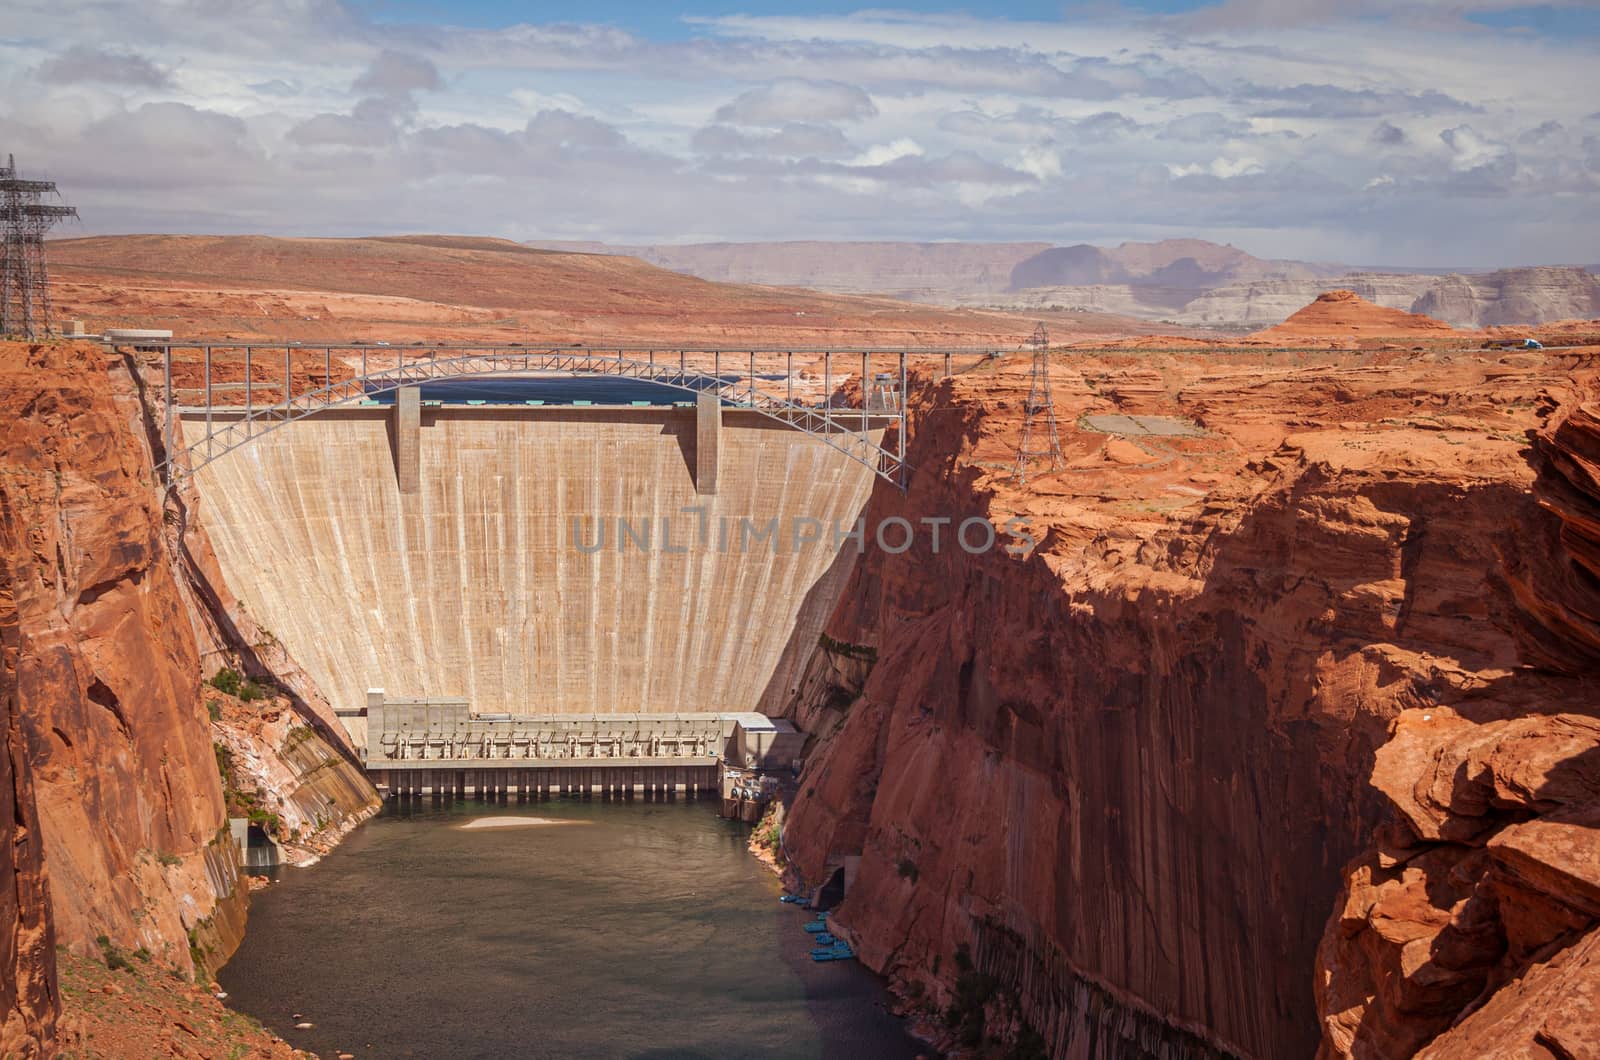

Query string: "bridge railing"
[136, 342, 953, 489]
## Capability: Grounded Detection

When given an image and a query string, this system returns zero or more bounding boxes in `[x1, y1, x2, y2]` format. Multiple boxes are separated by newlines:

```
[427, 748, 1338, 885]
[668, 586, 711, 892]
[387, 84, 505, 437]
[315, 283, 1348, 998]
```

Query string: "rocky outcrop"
[1249, 289, 1456, 342]
[772, 350, 1597, 1057]
[1315, 710, 1600, 1059]
[212, 696, 379, 866]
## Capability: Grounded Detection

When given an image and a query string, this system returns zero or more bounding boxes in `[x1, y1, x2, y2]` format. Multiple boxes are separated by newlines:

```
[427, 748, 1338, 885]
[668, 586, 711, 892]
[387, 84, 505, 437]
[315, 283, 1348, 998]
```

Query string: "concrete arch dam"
[183, 392, 879, 795]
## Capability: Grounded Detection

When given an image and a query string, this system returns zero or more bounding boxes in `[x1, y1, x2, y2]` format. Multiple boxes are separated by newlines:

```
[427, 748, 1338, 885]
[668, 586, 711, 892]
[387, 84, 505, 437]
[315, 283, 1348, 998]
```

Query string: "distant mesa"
[1249, 289, 1456, 340]
[1004, 238, 1299, 293]
[527, 237, 1595, 331]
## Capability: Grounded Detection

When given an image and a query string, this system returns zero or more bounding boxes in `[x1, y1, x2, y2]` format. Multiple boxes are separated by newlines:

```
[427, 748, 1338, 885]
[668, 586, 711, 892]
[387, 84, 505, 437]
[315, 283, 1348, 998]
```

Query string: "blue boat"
[803, 921, 828, 934]
[811, 947, 855, 962]
[814, 933, 837, 945]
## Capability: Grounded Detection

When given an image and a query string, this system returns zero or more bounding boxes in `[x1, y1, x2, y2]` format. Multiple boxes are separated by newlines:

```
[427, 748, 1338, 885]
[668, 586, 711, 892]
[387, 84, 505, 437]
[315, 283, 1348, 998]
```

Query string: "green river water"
[218, 798, 924, 1059]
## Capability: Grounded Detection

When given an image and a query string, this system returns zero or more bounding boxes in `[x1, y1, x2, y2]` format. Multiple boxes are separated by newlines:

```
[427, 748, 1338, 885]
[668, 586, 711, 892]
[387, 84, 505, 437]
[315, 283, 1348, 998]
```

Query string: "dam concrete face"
[183, 404, 877, 743]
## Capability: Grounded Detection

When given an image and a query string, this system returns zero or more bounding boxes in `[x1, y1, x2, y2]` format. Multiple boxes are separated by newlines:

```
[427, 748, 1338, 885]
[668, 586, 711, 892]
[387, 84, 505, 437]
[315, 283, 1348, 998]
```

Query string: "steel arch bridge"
[135, 341, 967, 490]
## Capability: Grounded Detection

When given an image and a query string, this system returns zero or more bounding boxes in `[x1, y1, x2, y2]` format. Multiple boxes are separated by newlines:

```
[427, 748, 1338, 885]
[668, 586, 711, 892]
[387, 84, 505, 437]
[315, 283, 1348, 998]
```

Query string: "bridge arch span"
[140, 342, 928, 488]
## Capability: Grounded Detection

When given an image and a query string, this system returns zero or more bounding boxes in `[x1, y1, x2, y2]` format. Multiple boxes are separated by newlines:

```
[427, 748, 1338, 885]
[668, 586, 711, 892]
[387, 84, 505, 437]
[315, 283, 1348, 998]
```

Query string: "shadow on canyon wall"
[775, 377, 1600, 1057]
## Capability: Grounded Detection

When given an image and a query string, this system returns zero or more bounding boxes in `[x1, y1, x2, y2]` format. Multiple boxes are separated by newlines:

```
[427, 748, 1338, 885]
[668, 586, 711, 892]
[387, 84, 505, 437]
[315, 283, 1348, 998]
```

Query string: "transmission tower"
[1013, 322, 1064, 485]
[1, 154, 78, 339]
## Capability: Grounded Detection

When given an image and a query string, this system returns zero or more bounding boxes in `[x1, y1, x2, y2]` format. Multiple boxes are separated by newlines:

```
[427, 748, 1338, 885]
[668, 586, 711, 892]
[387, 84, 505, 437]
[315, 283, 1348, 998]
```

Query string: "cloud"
[1158, 112, 1252, 142]
[352, 50, 441, 96]
[714, 79, 877, 125]
[87, 102, 251, 158]
[1440, 124, 1510, 171]
[938, 107, 1138, 145]
[1017, 145, 1062, 181]
[37, 45, 172, 88]
[1371, 121, 1408, 146]
[1241, 82, 1480, 119]
[249, 79, 301, 97]
[1168, 157, 1265, 180]
[3, 0, 1596, 263]
[692, 122, 852, 158]
[288, 112, 397, 149]
[938, 106, 1061, 144]
[1182, 0, 1597, 30]
[870, 150, 1034, 186]
[1518, 119, 1565, 145]
[523, 109, 629, 151]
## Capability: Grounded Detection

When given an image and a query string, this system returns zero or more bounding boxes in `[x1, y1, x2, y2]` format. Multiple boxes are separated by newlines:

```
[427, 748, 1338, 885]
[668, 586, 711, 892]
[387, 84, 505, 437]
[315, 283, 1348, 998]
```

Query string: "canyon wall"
[1315, 386, 1600, 1058]
[0, 340, 377, 1053]
[1412, 266, 1600, 330]
[774, 349, 1600, 1057]
[0, 451, 56, 1054]
[0, 342, 242, 975]
[1175, 274, 1437, 327]
[185, 407, 877, 730]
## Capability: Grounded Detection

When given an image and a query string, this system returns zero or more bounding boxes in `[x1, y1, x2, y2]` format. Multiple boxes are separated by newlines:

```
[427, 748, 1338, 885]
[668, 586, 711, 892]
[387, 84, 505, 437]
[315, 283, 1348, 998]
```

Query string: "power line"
[1013, 322, 1064, 485]
[1, 153, 77, 339]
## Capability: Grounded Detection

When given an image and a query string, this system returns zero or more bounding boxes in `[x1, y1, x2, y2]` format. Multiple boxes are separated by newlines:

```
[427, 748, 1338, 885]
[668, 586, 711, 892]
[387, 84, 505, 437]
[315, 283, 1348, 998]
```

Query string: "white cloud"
[850, 139, 923, 167]
[692, 122, 853, 158]
[714, 79, 877, 126]
[1168, 157, 1265, 179]
[1440, 124, 1509, 171]
[1017, 144, 1062, 181]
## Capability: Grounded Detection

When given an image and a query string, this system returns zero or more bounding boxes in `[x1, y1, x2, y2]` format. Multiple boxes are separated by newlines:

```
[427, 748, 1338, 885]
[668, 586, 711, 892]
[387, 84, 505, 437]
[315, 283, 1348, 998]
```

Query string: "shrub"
[247, 808, 280, 835]
[206, 699, 223, 722]
[944, 944, 998, 1048]
[95, 935, 134, 974]
[208, 668, 242, 696]
[156, 851, 182, 867]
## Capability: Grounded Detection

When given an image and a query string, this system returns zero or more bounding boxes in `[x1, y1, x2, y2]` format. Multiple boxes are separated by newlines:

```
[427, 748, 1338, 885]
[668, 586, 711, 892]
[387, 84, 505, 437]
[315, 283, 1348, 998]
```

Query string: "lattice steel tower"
[1, 154, 77, 339]
[1013, 322, 1064, 484]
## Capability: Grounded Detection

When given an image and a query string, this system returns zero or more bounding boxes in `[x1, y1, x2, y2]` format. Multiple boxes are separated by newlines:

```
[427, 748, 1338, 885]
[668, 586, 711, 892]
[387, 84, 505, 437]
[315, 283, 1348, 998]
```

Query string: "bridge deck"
[140, 340, 926, 488]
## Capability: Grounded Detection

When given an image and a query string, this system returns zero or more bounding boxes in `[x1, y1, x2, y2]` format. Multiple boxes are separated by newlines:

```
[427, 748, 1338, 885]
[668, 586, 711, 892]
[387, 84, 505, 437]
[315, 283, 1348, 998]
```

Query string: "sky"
[1, 0, 1597, 266]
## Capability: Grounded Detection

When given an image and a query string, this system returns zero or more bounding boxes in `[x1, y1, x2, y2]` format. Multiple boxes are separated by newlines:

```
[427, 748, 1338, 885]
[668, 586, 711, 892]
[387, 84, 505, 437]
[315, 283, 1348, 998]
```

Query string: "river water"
[219, 798, 922, 1059]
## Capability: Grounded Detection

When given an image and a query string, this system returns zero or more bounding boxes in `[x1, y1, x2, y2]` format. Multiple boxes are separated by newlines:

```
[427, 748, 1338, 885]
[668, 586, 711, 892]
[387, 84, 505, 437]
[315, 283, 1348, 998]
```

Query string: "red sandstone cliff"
[1314, 388, 1600, 1058]
[0, 341, 243, 976]
[774, 349, 1600, 1057]
[0, 455, 56, 1054]
[0, 340, 376, 1054]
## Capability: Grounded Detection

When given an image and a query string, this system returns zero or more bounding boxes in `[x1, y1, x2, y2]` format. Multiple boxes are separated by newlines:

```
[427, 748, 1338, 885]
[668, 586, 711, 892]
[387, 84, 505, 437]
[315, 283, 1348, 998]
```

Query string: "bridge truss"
[134, 342, 972, 490]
